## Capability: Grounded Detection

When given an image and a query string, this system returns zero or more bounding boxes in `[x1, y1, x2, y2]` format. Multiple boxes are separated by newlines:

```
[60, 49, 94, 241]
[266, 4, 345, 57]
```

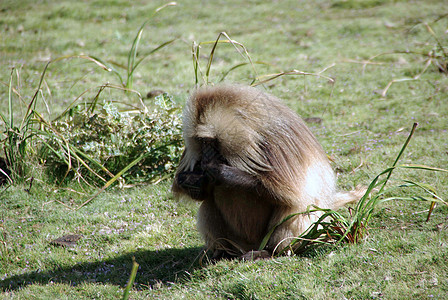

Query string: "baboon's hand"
[177, 171, 208, 200]
[203, 163, 261, 190]
[203, 163, 224, 185]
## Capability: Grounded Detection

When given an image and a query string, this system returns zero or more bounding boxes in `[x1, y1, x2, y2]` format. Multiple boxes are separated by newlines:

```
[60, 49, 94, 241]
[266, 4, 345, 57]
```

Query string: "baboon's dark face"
[198, 138, 219, 167]
[176, 137, 227, 200]
[198, 138, 228, 169]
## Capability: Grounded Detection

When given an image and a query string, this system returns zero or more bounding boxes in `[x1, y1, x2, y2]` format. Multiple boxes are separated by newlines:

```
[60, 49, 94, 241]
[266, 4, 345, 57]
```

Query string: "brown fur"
[172, 84, 362, 257]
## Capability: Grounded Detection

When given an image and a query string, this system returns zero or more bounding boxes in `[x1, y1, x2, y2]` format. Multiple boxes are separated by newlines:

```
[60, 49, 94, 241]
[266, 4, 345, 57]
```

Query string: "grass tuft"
[86, 2, 178, 90]
[263, 123, 447, 257]
[0, 68, 37, 184]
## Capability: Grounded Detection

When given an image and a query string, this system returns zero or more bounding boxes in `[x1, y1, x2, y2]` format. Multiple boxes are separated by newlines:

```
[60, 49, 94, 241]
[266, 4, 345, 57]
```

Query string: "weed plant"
[39, 94, 182, 187]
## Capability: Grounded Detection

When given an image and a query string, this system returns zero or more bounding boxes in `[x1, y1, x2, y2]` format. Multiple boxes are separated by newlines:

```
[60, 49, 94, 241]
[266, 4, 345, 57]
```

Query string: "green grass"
[1, 0, 448, 298]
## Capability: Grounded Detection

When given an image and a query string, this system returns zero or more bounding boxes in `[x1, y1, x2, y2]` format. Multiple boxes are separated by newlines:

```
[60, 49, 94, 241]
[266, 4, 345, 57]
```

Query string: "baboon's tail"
[333, 186, 367, 209]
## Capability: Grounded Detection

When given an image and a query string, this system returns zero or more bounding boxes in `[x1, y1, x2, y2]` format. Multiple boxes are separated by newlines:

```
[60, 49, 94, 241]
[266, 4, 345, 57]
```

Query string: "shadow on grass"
[1, 246, 203, 292]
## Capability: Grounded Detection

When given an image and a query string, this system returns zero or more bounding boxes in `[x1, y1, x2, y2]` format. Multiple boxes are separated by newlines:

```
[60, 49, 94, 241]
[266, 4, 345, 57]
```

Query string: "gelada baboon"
[172, 84, 364, 259]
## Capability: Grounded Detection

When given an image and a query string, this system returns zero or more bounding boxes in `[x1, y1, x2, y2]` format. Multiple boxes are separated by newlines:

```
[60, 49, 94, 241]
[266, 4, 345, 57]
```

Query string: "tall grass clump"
[261, 123, 447, 257]
[39, 91, 183, 187]
[0, 69, 40, 185]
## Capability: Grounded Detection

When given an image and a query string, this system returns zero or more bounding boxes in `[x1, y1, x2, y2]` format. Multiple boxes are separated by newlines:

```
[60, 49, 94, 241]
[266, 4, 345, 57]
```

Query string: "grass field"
[1, 0, 447, 299]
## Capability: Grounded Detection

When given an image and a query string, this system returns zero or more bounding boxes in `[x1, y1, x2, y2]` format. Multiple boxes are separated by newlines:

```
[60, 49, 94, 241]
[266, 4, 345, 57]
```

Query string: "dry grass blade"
[423, 22, 448, 59]
[130, 39, 176, 78]
[427, 201, 437, 222]
[0, 167, 13, 185]
[155, 1, 177, 12]
[199, 238, 246, 265]
[251, 65, 336, 87]
[219, 61, 274, 82]
[191, 32, 337, 89]
[192, 32, 259, 85]
[381, 59, 432, 97]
